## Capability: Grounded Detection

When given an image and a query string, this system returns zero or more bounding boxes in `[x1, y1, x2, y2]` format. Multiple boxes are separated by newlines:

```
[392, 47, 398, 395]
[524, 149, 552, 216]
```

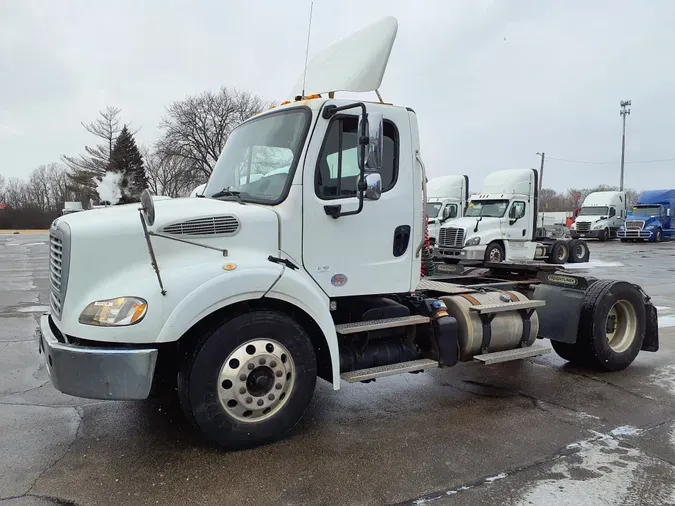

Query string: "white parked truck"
[570, 191, 627, 241]
[437, 169, 589, 265]
[426, 175, 469, 248]
[38, 17, 659, 450]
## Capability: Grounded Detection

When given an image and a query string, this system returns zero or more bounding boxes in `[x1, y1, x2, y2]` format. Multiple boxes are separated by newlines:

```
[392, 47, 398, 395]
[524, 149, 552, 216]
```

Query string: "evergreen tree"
[108, 125, 148, 203]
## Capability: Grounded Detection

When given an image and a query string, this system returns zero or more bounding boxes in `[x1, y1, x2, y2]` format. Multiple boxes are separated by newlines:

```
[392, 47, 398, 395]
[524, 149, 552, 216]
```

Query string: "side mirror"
[364, 172, 382, 201]
[140, 189, 156, 226]
[365, 112, 384, 171]
[668, 209, 671, 217]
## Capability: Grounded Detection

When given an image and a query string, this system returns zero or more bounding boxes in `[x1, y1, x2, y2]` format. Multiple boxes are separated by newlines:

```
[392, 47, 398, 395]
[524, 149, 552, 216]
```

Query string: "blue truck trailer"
[619, 189, 675, 242]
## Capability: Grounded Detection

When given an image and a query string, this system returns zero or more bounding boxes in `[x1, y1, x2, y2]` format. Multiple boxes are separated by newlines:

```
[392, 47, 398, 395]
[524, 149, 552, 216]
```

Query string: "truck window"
[509, 201, 526, 219]
[609, 207, 616, 217]
[315, 116, 398, 199]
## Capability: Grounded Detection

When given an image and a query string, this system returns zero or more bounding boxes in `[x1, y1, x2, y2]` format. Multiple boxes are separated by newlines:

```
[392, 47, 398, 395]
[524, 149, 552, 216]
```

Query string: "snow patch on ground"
[649, 364, 675, 396]
[16, 305, 49, 313]
[659, 315, 675, 328]
[517, 435, 642, 506]
[563, 260, 625, 270]
[609, 425, 642, 437]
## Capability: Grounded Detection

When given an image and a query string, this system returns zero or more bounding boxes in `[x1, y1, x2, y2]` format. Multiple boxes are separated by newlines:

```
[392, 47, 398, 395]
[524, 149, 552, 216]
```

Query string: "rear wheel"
[548, 241, 569, 264]
[484, 242, 505, 263]
[178, 310, 317, 450]
[568, 239, 590, 263]
[553, 280, 645, 371]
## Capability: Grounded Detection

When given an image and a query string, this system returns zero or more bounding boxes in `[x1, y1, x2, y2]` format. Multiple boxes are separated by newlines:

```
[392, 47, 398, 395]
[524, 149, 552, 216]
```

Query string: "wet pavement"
[1, 234, 675, 506]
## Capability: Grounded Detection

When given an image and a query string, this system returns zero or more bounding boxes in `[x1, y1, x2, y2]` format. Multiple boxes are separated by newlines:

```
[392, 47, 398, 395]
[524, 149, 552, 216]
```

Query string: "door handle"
[393, 225, 411, 257]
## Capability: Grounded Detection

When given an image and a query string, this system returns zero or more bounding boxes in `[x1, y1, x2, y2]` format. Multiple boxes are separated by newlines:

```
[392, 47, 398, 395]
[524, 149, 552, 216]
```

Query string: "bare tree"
[157, 88, 270, 180]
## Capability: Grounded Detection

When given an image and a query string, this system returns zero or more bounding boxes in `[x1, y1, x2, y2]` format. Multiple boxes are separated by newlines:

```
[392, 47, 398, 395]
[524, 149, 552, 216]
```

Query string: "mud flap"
[642, 302, 659, 352]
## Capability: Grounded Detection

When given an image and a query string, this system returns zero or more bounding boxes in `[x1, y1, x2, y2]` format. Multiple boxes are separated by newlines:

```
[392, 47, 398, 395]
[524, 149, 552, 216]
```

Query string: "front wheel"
[598, 228, 609, 242]
[655, 228, 663, 242]
[178, 310, 317, 450]
[484, 242, 505, 263]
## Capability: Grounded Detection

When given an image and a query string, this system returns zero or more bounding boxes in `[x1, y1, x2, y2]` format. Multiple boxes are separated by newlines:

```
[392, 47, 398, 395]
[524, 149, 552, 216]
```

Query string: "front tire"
[655, 228, 663, 242]
[598, 228, 609, 242]
[484, 242, 505, 263]
[178, 310, 317, 450]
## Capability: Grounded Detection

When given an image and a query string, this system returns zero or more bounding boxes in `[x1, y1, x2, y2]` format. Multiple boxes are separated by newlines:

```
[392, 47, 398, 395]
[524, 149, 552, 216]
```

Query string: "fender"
[156, 263, 284, 343]
[267, 267, 341, 390]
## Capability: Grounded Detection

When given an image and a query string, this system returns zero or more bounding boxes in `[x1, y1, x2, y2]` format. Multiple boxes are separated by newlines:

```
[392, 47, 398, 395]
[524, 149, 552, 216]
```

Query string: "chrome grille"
[575, 222, 591, 233]
[49, 224, 71, 320]
[438, 227, 465, 248]
[162, 216, 240, 236]
[625, 220, 644, 230]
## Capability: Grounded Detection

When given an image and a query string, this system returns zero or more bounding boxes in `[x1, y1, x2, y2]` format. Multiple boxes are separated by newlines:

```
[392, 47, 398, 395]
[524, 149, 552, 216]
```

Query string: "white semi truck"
[426, 175, 469, 248]
[570, 191, 627, 241]
[436, 169, 589, 265]
[39, 17, 659, 450]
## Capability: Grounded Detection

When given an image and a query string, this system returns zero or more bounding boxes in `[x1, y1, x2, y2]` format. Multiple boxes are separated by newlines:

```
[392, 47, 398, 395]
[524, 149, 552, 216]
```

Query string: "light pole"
[536, 152, 545, 194]
[619, 100, 631, 191]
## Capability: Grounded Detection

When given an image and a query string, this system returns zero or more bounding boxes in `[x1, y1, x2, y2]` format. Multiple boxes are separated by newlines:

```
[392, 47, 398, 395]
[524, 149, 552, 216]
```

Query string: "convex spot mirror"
[140, 189, 156, 226]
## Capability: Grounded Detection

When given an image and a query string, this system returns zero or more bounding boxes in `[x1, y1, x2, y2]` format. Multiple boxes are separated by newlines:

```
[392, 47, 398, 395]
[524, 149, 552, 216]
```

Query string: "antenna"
[301, 1, 314, 99]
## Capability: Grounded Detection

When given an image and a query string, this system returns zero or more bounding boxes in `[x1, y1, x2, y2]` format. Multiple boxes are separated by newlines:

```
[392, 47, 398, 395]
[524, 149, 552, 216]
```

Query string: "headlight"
[465, 236, 481, 246]
[646, 225, 654, 230]
[570, 223, 576, 229]
[593, 224, 603, 229]
[79, 297, 148, 326]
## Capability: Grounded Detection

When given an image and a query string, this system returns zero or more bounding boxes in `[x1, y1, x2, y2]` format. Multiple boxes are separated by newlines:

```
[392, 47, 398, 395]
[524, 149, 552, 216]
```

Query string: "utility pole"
[619, 100, 631, 191]
[536, 152, 545, 193]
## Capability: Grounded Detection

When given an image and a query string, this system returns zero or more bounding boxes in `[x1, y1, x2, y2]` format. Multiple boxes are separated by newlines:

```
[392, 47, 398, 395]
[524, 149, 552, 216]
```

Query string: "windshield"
[632, 205, 661, 216]
[465, 200, 509, 218]
[426, 202, 442, 218]
[204, 108, 310, 203]
[579, 206, 608, 216]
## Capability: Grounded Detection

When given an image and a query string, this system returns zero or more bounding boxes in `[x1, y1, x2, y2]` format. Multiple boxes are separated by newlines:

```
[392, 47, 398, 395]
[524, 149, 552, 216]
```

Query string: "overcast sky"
[2, 0, 674, 192]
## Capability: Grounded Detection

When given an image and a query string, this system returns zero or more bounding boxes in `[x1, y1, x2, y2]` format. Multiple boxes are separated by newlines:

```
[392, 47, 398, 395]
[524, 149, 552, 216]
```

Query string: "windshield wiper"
[211, 187, 246, 204]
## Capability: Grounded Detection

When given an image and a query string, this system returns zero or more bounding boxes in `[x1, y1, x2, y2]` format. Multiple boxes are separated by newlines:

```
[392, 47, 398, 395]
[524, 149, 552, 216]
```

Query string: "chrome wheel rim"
[606, 300, 637, 353]
[489, 248, 502, 262]
[217, 339, 295, 423]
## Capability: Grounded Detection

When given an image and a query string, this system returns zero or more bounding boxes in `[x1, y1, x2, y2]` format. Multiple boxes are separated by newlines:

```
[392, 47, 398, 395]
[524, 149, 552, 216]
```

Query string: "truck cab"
[570, 191, 626, 241]
[437, 169, 539, 263]
[426, 175, 469, 249]
[619, 189, 675, 242]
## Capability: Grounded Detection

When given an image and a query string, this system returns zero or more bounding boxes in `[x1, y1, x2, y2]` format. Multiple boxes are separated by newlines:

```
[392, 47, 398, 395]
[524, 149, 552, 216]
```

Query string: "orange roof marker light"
[280, 100, 292, 106]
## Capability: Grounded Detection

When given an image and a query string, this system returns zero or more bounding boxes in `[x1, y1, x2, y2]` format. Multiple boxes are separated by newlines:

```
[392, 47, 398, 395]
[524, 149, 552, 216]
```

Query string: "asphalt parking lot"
[2, 234, 675, 506]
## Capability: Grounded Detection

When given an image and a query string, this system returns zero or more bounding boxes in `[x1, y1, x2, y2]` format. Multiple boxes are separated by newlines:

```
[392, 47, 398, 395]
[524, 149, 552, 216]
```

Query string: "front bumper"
[38, 314, 158, 400]
[570, 229, 602, 239]
[618, 229, 653, 239]
[438, 245, 485, 262]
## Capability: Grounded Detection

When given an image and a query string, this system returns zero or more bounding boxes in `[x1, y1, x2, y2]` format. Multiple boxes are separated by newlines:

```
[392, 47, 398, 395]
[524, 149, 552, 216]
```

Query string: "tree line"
[0, 88, 269, 229]
[0, 86, 643, 229]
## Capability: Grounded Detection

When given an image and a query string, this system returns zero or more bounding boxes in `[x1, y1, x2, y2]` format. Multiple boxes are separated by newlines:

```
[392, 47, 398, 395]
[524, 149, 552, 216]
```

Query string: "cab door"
[301, 103, 416, 297]
[502, 200, 528, 241]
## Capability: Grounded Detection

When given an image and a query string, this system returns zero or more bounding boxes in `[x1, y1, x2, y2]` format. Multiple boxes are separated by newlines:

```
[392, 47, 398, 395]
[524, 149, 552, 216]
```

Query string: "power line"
[546, 156, 675, 165]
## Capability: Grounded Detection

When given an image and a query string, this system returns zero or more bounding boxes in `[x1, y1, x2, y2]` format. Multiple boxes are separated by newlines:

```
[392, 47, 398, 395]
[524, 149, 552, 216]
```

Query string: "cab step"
[335, 315, 430, 335]
[468, 300, 546, 315]
[473, 345, 551, 365]
[340, 358, 439, 383]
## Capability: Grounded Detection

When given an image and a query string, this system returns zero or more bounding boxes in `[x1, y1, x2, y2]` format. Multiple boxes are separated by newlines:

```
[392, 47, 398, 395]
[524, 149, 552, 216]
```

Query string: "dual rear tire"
[551, 280, 645, 371]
